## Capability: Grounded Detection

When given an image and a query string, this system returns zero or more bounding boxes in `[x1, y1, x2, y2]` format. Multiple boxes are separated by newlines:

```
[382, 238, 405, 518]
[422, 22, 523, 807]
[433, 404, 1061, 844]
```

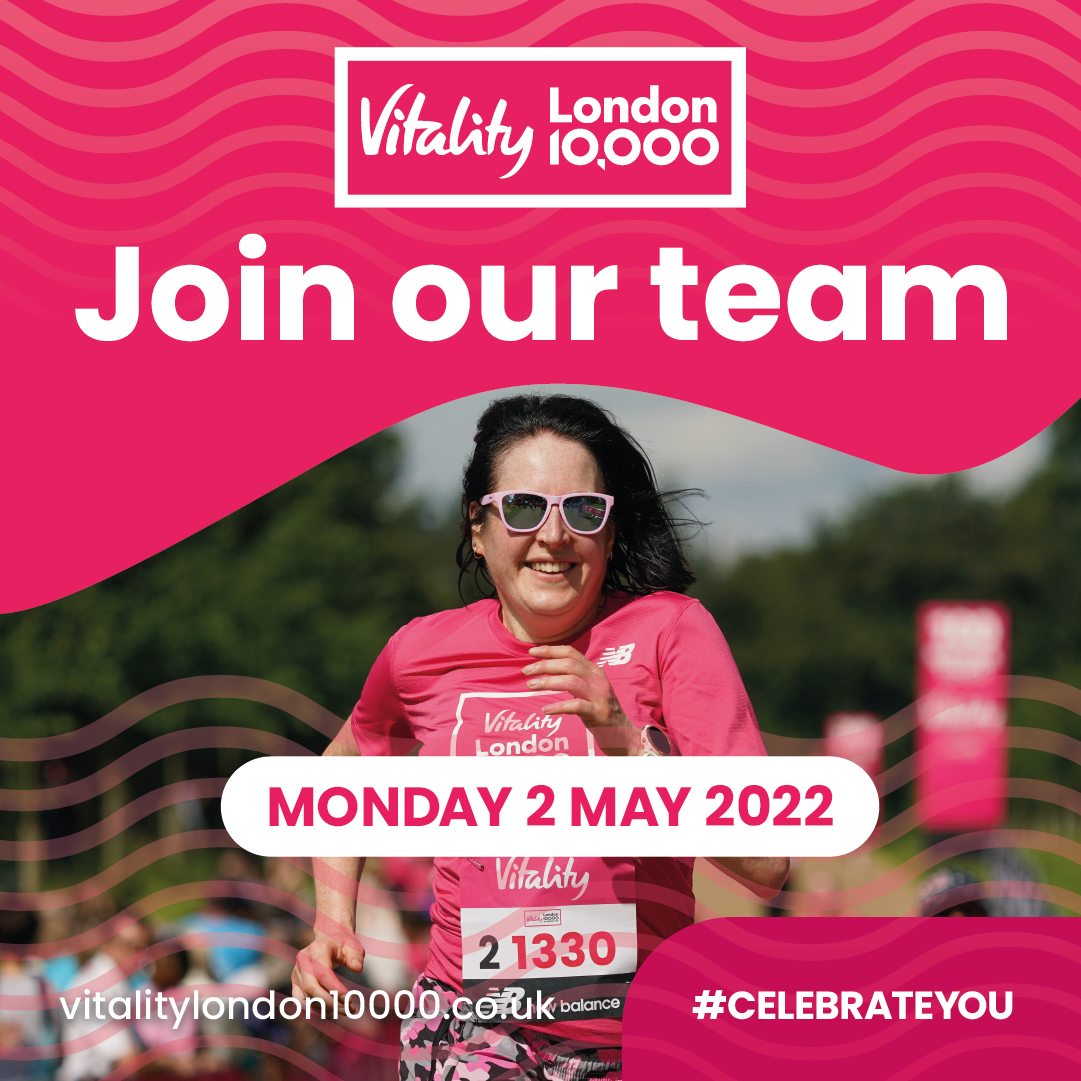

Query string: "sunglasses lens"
[562, 495, 608, 533]
[501, 493, 549, 530]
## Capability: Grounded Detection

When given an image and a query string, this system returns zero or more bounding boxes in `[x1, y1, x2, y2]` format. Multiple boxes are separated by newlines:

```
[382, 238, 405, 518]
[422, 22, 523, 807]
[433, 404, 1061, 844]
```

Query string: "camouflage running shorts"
[399, 977, 621, 1081]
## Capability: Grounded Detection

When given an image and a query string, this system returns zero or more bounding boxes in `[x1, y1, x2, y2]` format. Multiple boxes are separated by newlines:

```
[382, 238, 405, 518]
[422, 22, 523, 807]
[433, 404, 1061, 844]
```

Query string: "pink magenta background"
[624, 917, 1081, 1080]
[2, 1, 1081, 611]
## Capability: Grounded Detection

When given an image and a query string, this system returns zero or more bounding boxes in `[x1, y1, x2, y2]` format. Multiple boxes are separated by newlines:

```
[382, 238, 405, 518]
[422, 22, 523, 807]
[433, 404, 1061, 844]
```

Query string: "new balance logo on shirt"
[597, 644, 635, 667]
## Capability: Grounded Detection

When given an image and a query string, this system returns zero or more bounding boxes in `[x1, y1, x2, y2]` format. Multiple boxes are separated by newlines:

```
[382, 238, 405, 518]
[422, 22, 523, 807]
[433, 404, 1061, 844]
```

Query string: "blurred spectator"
[918, 868, 988, 917]
[982, 849, 1054, 916]
[379, 859, 433, 913]
[180, 900, 266, 989]
[379, 858, 434, 984]
[216, 854, 260, 884]
[261, 861, 312, 994]
[177, 875, 274, 1080]
[0, 910, 57, 1081]
[131, 950, 200, 1076]
[58, 921, 150, 1081]
[42, 899, 117, 995]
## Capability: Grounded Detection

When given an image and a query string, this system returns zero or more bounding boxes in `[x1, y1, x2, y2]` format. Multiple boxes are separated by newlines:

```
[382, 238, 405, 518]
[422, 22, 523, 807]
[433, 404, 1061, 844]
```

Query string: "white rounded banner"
[222, 756, 879, 857]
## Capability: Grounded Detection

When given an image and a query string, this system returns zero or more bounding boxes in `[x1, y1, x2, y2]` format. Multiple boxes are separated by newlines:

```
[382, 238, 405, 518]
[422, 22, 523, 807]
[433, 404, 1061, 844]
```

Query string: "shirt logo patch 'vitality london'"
[597, 643, 635, 667]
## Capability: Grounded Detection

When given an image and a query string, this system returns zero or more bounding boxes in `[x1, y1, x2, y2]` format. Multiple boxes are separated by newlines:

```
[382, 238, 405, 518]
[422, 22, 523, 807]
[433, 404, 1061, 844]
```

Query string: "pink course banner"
[916, 602, 1010, 832]
[3, 3, 1081, 611]
[623, 917, 1081, 1081]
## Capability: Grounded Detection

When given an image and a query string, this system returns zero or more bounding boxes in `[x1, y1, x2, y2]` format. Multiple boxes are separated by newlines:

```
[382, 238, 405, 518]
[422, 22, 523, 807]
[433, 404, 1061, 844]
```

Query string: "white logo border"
[333, 46, 747, 209]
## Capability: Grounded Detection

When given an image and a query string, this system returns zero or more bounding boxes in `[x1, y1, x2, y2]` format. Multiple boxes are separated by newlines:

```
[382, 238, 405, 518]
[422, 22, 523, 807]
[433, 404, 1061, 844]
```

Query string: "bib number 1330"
[462, 903, 636, 982]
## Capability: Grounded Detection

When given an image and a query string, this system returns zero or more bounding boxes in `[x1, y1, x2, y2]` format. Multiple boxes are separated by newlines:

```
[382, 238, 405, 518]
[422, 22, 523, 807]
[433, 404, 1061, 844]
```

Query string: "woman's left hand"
[523, 645, 643, 756]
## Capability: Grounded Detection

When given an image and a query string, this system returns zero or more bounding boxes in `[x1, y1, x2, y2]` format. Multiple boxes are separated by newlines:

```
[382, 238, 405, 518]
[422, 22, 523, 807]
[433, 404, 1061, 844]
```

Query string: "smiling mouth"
[527, 560, 575, 575]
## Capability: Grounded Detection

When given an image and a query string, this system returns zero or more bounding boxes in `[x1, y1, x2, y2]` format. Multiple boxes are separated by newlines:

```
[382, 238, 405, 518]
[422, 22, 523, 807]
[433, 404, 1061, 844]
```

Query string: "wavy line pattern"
[2, 0, 1079, 285]
[0, 675, 343, 760]
[0, 676, 1075, 954]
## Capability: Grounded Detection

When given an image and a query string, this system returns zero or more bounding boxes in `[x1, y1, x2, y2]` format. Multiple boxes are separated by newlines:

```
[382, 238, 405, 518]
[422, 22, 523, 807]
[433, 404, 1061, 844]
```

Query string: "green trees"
[0, 431, 463, 892]
[694, 402, 1081, 741]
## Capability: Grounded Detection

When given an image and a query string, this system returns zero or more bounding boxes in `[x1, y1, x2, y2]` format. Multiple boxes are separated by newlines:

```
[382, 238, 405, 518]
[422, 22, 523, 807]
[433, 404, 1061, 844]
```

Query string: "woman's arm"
[291, 723, 367, 1004]
[656, 603, 790, 899]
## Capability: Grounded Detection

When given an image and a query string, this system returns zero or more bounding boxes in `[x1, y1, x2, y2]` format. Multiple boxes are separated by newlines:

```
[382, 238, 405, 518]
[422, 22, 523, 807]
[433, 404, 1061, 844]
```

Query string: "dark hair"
[457, 394, 702, 598]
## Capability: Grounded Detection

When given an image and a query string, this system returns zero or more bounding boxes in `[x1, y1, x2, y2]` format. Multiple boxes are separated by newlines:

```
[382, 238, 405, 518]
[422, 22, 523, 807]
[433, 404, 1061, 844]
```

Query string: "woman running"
[291, 393, 788, 1080]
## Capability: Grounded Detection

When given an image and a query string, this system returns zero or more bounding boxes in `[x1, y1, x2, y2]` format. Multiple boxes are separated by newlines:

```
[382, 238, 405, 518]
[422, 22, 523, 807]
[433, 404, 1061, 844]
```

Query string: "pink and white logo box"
[334, 48, 745, 208]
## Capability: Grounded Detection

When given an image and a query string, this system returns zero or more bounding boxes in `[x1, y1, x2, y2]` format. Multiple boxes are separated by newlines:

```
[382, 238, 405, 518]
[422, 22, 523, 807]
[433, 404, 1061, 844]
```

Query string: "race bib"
[459, 856, 637, 1023]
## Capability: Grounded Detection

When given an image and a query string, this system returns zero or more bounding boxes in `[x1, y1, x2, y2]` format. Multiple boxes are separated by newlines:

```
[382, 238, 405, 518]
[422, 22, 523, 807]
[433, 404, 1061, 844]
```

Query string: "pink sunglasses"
[481, 491, 615, 534]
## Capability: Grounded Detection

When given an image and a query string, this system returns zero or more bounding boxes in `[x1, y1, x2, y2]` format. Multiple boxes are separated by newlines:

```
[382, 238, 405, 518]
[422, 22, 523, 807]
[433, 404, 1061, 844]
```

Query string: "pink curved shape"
[878, 1037, 1081, 1081]
[529, 218, 741, 267]
[0, 128, 332, 200]
[0, 174, 333, 245]
[465, 1, 1081, 56]
[1, 20, 1073, 126]
[0, 35, 338, 109]
[631, 995, 1081, 1067]
[727, 172, 1081, 246]
[2, 4, 1080, 613]
[748, 34, 1081, 108]
[749, 128, 1081, 201]
[887, 219, 1081, 270]
[699, 914, 924, 959]
[24, 0, 890, 15]
[0, 8, 354, 63]
[6, 0, 1076, 63]
[29, 0, 195, 11]
[362, 207, 558, 246]
[629, 937, 1081, 1061]
[0, 81, 332, 153]
[748, 80, 1081, 154]
[14, 0, 970, 21]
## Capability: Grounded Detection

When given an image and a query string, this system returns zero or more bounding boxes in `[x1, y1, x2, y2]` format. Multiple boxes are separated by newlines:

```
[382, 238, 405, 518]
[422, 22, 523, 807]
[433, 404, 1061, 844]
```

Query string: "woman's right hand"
[290, 931, 366, 1005]
[295, 738, 367, 1005]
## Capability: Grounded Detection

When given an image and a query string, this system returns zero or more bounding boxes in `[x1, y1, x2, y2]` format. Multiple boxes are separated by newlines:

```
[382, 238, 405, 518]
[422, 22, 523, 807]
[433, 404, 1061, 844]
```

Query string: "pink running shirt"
[350, 591, 765, 1044]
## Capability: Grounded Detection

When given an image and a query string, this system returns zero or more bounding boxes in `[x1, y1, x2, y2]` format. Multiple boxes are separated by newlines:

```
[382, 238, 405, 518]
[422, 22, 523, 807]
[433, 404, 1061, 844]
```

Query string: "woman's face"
[473, 432, 615, 642]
